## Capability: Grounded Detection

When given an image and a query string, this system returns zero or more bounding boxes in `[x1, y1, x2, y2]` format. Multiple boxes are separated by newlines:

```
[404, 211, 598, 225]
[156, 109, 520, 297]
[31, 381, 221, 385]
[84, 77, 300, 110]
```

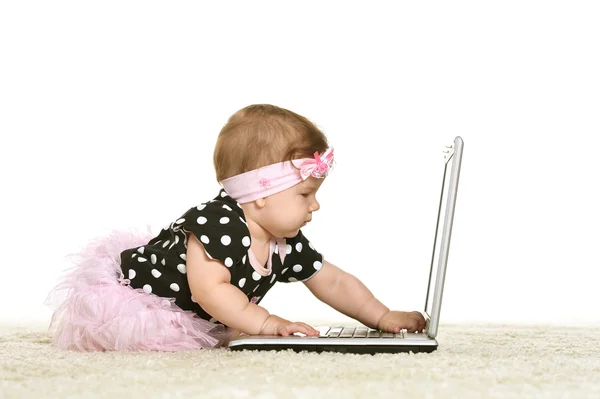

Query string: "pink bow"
[300, 148, 334, 180]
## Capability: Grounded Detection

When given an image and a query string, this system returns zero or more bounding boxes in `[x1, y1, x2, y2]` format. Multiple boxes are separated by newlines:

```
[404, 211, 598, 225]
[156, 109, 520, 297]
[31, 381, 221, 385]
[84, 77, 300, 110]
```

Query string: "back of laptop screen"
[424, 151, 454, 319]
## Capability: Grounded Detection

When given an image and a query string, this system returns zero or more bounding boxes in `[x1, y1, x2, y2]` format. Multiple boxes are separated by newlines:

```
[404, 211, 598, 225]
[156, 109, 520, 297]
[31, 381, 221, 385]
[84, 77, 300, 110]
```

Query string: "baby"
[46, 104, 425, 351]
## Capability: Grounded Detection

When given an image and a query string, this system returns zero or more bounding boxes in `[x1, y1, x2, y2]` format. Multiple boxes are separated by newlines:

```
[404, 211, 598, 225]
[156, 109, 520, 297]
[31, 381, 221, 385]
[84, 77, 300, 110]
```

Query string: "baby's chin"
[270, 223, 304, 239]
[269, 231, 294, 240]
[282, 228, 302, 239]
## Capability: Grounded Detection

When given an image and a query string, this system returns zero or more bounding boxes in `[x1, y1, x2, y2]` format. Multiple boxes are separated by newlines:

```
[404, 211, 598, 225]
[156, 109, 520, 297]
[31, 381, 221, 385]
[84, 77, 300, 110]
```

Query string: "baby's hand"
[259, 315, 320, 337]
[377, 311, 426, 334]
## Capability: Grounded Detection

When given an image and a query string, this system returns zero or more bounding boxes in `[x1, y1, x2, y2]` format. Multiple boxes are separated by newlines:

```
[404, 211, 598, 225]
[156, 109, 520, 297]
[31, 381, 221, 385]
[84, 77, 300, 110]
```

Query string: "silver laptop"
[229, 136, 464, 354]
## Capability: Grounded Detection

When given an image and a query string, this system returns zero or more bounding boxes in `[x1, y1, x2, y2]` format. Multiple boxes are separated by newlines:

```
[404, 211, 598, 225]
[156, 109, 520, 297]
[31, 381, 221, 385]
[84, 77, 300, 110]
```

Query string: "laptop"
[228, 136, 464, 354]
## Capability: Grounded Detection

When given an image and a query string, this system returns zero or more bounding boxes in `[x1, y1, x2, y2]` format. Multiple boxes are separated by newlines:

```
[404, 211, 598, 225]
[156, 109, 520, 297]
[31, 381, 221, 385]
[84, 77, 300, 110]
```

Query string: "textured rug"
[1, 321, 599, 399]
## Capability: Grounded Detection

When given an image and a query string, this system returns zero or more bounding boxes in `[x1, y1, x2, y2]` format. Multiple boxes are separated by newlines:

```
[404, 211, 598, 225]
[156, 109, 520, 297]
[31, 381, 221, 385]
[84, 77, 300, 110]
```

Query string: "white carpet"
[1, 321, 599, 399]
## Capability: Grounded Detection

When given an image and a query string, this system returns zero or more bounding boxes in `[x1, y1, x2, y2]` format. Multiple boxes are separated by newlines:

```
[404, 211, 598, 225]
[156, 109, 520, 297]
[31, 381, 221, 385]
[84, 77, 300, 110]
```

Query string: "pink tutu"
[45, 228, 231, 352]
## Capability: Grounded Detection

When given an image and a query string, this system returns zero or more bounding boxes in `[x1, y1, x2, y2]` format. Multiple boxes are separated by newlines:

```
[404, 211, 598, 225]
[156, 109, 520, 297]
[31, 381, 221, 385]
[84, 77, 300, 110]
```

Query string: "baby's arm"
[304, 260, 389, 329]
[186, 234, 318, 336]
[304, 260, 425, 332]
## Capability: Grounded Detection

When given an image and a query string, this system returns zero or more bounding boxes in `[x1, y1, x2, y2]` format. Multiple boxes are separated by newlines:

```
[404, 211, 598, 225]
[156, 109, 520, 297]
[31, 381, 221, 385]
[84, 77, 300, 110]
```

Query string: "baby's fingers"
[288, 322, 319, 336]
[379, 321, 401, 333]
[410, 312, 426, 332]
[296, 322, 320, 336]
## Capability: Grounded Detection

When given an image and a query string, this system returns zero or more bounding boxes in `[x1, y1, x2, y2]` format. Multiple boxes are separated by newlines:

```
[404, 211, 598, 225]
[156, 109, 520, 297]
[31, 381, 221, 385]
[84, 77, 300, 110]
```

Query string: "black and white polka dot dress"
[119, 189, 324, 324]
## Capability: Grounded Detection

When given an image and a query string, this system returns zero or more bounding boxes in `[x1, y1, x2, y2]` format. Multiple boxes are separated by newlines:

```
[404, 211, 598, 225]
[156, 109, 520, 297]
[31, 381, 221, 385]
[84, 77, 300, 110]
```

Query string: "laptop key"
[327, 327, 343, 338]
[317, 327, 331, 337]
[381, 332, 394, 338]
[339, 327, 355, 338]
[393, 329, 406, 339]
[353, 327, 368, 338]
[367, 329, 381, 338]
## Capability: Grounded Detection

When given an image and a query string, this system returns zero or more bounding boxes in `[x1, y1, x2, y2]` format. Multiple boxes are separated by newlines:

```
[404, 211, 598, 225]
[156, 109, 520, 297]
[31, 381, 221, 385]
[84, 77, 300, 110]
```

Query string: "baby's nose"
[311, 201, 320, 212]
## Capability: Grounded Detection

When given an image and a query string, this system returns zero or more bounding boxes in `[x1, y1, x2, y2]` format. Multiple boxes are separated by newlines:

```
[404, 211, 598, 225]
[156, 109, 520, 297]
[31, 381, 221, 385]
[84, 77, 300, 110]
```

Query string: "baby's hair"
[214, 104, 329, 181]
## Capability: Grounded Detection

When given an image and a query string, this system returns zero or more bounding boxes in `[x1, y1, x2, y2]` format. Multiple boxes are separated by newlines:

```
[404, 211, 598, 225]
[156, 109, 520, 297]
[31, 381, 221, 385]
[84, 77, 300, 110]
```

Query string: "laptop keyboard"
[317, 326, 406, 339]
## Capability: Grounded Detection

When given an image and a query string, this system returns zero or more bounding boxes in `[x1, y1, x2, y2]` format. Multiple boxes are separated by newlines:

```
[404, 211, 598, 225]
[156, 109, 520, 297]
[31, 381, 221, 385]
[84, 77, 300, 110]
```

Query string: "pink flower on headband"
[300, 148, 334, 180]
[259, 178, 271, 188]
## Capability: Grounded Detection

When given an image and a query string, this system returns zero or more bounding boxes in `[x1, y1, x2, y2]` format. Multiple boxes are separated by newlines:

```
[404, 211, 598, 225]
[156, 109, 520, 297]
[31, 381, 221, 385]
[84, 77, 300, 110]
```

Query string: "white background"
[1, 1, 599, 325]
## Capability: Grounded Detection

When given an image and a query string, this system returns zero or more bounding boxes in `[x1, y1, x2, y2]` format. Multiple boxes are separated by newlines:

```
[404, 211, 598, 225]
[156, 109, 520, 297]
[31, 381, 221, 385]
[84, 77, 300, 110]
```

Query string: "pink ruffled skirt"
[45, 228, 231, 352]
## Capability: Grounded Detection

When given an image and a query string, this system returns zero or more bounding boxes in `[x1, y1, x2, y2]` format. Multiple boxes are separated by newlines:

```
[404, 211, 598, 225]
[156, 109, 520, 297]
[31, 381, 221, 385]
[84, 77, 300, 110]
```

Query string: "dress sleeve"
[277, 230, 324, 283]
[179, 202, 250, 273]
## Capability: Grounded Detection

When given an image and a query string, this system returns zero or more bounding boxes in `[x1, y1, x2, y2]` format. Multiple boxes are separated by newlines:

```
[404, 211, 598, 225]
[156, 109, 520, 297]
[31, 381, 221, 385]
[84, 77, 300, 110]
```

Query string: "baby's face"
[261, 177, 325, 238]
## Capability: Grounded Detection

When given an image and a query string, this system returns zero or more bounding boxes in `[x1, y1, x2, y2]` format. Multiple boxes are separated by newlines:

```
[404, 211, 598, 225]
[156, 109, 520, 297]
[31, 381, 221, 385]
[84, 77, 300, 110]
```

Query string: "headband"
[219, 148, 334, 204]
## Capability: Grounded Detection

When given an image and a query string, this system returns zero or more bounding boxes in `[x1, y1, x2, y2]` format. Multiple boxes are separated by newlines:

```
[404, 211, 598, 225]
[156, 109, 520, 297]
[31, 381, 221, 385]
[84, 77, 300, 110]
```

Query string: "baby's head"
[214, 104, 329, 181]
[214, 104, 333, 238]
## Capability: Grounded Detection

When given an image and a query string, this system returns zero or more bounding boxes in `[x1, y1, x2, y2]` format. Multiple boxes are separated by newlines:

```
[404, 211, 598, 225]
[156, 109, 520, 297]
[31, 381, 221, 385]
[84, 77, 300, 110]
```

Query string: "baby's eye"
[301, 193, 309, 197]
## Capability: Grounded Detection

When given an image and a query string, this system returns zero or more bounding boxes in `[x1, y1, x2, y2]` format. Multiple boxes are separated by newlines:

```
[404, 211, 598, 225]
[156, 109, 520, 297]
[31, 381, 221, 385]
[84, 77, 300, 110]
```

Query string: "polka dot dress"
[119, 189, 324, 324]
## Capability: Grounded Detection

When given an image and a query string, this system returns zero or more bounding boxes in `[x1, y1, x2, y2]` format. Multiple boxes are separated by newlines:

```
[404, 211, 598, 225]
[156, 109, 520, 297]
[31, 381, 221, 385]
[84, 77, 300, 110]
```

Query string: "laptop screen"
[424, 150, 454, 318]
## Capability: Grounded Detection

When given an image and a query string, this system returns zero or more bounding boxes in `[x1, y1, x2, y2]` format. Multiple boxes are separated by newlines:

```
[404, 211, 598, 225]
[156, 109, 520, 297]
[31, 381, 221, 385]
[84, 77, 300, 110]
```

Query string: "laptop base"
[229, 343, 438, 354]
[228, 330, 439, 355]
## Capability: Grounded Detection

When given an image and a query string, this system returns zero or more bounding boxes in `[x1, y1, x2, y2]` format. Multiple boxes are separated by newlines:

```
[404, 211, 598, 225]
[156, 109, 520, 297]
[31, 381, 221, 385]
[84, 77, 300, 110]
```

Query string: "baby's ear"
[255, 198, 267, 208]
